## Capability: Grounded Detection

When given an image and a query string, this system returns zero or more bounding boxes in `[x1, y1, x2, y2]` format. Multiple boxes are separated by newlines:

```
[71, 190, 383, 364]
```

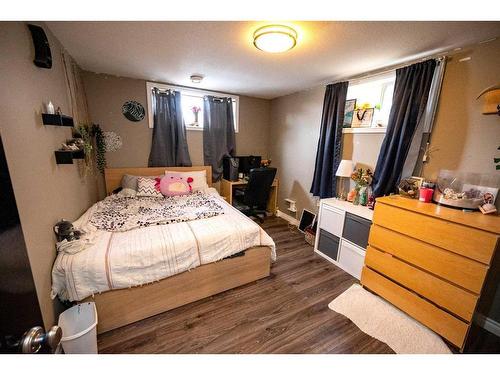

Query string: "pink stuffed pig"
[159, 173, 193, 197]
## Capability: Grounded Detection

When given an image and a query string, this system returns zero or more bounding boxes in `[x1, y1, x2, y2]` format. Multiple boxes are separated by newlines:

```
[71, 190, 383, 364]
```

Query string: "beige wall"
[269, 86, 384, 219]
[82, 72, 271, 195]
[422, 38, 500, 181]
[0, 22, 99, 328]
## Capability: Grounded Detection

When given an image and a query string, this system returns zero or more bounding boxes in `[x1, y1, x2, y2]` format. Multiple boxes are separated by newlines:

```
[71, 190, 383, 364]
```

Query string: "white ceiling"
[46, 21, 500, 99]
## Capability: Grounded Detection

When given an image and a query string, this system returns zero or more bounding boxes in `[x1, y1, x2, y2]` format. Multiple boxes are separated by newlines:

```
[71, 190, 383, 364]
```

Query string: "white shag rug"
[328, 284, 452, 354]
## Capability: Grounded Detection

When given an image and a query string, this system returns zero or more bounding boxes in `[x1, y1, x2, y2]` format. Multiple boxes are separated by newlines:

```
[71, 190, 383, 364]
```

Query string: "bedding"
[89, 191, 224, 231]
[51, 188, 275, 302]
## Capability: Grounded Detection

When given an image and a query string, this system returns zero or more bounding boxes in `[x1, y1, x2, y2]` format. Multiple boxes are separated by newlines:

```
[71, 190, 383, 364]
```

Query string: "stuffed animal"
[159, 173, 194, 197]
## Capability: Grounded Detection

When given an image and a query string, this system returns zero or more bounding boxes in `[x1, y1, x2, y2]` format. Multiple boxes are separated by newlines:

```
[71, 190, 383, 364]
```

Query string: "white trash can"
[58, 302, 98, 354]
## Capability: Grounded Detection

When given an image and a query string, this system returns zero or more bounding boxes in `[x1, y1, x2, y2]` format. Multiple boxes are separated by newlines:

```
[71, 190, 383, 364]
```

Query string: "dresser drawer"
[368, 225, 488, 294]
[343, 212, 371, 248]
[338, 240, 364, 279]
[317, 229, 340, 261]
[361, 267, 469, 348]
[373, 203, 497, 265]
[319, 204, 344, 238]
[365, 246, 478, 321]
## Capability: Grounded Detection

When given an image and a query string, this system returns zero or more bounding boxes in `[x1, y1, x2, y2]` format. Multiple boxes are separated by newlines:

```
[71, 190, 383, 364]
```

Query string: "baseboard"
[276, 210, 299, 226]
[474, 313, 500, 337]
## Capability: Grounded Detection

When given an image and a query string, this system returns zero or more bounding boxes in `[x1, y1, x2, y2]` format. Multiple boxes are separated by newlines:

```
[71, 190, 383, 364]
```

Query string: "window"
[146, 82, 239, 132]
[345, 72, 395, 132]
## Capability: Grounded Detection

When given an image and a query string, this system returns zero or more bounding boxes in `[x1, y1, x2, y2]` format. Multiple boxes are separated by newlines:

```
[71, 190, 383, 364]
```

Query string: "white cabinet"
[318, 205, 344, 237]
[314, 198, 373, 280]
[338, 240, 365, 279]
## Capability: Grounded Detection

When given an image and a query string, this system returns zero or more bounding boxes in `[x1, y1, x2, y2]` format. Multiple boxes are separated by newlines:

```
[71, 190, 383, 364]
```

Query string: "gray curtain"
[310, 82, 349, 198]
[372, 60, 436, 197]
[203, 95, 236, 181]
[148, 89, 192, 167]
[401, 57, 446, 178]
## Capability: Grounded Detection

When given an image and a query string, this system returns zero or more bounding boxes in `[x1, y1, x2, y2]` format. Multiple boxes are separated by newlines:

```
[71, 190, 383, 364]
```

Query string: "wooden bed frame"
[83, 166, 272, 334]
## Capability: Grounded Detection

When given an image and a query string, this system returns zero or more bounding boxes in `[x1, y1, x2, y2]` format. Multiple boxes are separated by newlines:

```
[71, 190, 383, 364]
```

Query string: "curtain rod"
[153, 86, 234, 101]
[326, 54, 447, 86]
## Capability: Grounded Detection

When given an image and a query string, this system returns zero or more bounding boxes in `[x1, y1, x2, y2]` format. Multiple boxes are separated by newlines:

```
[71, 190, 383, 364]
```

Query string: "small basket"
[304, 228, 316, 246]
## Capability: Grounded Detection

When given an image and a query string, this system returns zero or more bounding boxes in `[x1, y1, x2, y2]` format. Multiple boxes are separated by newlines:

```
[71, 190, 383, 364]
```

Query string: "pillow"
[136, 177, 163, 198]
[118, 188, 137, 198]
[121, 174, 139, 191]
[164, 170, 208, 192]
[121, 174, 163, 191]
[160, 173, 194, 197]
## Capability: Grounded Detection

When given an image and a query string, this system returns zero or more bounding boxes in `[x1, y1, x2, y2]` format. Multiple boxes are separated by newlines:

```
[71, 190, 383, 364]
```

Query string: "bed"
[51, 166, 275, 333]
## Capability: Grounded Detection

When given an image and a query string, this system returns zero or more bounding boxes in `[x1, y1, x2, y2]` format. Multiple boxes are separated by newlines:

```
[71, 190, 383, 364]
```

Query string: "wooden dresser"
[361, 195, 500, 350]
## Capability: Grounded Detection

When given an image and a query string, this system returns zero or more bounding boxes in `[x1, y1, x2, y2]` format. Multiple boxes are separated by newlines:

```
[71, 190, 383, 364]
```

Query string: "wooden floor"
[97, 217, 393, 354]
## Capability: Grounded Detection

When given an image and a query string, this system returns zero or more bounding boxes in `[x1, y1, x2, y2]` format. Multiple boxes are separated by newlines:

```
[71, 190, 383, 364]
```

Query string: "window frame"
[146, 81, 239, 132]
[344, 71, 396, 133]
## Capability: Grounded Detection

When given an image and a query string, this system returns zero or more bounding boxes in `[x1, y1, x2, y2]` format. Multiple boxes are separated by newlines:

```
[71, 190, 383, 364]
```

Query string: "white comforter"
[51, 188, 276, 302]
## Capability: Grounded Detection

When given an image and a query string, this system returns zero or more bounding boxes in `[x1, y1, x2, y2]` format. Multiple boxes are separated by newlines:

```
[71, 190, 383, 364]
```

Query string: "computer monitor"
[238, 155, 262, 175]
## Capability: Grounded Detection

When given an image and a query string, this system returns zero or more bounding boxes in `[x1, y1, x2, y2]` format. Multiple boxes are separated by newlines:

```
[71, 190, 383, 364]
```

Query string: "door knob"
[20, 325, 62, 353]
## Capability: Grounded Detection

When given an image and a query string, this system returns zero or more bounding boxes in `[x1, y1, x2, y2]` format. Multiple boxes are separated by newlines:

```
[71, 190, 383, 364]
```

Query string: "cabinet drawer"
[319, 204, 344, 237]
[343, 212, 371, 248]
[373, 203, 497, 265]
[338, 240, 364, 279]
[361, 267, 469, 348]
[365, 246, 478, 321]
[317, 229, 340, 261]
[368, 225, 488, 294]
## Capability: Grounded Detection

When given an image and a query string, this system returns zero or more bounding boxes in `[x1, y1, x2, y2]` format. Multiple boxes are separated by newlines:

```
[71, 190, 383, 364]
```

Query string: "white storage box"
[338, 240, 365, 279]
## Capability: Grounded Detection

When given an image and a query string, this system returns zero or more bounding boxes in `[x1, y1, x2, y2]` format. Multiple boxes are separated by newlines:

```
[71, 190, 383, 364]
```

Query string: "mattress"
[51, 188, 276, 302]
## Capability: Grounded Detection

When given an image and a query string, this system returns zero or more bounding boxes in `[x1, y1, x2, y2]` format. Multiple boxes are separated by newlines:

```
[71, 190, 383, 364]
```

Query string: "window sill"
[185, 126, 239, 134]
[342, 127, 387, 134]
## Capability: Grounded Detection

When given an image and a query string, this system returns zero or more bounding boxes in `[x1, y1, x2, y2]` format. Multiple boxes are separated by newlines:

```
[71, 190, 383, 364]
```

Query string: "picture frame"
[343, 99, 356, 128]
[298, 209, 316, 233]
[351, 108, 374, 128]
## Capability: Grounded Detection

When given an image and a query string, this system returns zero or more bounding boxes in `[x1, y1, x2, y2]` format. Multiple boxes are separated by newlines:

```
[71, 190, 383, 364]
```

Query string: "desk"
[221, 178, 279, 215]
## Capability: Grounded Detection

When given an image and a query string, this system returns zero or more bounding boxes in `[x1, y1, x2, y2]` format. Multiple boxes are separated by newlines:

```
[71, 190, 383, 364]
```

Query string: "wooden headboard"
[104, 166, 213, 195]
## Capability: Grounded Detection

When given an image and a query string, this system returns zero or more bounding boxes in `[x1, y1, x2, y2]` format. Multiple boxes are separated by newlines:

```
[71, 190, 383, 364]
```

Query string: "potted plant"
[350, 168, 373, 206]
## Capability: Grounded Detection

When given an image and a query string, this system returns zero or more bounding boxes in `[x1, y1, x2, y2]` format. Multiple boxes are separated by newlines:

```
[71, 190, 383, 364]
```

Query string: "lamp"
[253, 25, 297, 53]
[336, 160, 354, 200]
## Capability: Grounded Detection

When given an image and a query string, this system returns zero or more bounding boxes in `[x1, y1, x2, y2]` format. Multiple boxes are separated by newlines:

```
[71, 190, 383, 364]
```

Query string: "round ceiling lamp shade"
[253, 25, 297, 53]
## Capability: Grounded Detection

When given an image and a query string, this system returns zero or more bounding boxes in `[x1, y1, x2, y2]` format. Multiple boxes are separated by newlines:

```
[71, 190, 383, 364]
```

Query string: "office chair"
[232, 167, 277, 223]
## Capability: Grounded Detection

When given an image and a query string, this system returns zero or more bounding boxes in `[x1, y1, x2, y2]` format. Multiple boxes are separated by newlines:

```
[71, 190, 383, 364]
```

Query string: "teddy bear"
[159, 173, 194, 197]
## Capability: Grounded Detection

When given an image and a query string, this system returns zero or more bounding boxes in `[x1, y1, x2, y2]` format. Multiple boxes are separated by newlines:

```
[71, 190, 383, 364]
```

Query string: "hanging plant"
[75, 124, 94, 176]
[92, 124, 106, 174]
[72, 124, 108, 176]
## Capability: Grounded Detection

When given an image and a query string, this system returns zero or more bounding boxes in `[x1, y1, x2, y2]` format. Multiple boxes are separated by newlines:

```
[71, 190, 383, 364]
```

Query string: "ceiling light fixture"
[190, 74, 204, 84]
[253, 24, 297, 53]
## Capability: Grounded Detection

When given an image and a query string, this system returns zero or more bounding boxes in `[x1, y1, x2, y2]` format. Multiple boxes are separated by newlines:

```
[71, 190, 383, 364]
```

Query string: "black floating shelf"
[42, 113, 74, 127]
[54, 149, 85, 164]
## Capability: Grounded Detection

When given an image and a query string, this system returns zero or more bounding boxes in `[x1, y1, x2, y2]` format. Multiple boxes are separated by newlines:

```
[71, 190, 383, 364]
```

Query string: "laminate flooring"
[97, 217, 394, 354]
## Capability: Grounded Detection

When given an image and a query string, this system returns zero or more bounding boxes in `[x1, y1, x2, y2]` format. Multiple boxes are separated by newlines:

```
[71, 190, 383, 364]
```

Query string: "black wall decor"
[27, 24, 52, 69]
[122, 101, 145, 122]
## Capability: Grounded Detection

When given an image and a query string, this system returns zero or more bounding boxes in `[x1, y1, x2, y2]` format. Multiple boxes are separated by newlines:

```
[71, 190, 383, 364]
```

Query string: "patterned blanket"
[89, 192, 224, 231]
